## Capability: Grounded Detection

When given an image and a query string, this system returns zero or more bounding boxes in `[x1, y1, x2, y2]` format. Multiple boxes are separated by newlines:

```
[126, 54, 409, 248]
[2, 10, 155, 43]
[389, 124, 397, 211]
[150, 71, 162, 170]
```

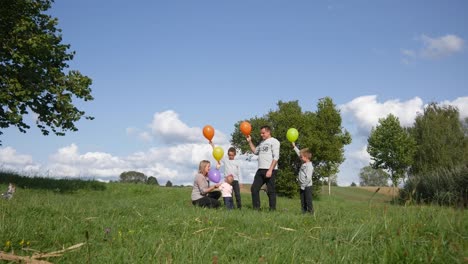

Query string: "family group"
[191, 125, 314, 214]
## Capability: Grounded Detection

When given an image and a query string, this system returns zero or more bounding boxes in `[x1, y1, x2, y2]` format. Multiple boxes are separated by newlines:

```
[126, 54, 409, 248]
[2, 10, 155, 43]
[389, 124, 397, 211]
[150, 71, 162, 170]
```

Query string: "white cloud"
[420, 34, 464, 58]
[0, 146, 34, 165]
[137, 110, 228, 145]
[150, 110, 203, 144]
[0, 147, 41, 172]
[348, 145, 371, 165]
[402, 34, 464, 60]
[340, 95, 423, 134]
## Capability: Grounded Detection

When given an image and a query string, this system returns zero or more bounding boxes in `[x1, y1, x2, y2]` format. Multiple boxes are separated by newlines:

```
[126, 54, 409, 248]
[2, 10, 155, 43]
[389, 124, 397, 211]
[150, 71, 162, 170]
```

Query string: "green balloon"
[286, 128, 299, 142]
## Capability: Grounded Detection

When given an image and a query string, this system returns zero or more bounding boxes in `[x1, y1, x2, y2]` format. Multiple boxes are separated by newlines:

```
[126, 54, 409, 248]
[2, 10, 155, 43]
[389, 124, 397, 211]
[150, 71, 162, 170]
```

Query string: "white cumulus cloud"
[340, 95, 423, 135]
[0, 147, 41, 172]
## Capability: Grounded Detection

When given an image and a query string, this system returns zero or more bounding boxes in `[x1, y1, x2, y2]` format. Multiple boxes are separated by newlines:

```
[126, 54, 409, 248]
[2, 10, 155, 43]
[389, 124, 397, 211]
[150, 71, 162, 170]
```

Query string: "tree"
[359, 166, 389, 186]
[409, 103, 466, 175]
[0, 0, 93, 144]
[367, 114, 415, 189]
[147, 176, 159, 186]
[314, 97, 351, 195]
[119, 171, 147, 183]
[350, 182, 357, 187]
[165, 180, 173, 187]
[230, 98, 351, 198]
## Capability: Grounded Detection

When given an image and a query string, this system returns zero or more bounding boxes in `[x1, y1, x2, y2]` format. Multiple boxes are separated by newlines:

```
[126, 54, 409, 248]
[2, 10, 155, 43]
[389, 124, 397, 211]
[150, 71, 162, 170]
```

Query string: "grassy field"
[0, 182, 466, 263]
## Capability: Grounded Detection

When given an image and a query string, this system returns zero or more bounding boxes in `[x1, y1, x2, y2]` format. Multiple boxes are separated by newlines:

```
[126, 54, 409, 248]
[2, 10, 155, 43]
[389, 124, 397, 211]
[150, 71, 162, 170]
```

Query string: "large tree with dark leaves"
[0, 0, 93, 143]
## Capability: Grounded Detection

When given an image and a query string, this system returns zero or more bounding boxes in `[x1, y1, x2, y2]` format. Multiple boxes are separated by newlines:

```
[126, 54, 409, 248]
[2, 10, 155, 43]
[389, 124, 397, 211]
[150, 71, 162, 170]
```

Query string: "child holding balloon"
[210, 142, 243, 209]
[291, 142, 314, 215]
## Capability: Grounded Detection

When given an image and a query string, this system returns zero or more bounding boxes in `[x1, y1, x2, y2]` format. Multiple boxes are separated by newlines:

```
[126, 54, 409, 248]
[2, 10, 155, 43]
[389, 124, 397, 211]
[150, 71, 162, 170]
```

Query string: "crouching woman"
[191, 160, 221, 208]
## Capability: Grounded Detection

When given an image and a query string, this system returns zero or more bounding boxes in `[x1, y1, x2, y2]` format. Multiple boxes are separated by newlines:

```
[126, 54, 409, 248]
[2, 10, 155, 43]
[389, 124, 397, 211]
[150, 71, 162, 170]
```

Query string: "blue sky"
[1, 0, 467, 186]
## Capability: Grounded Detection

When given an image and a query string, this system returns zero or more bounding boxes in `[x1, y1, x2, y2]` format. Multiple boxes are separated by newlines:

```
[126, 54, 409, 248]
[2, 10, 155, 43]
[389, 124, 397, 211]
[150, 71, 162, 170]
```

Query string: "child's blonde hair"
[300, 148, 312, 160]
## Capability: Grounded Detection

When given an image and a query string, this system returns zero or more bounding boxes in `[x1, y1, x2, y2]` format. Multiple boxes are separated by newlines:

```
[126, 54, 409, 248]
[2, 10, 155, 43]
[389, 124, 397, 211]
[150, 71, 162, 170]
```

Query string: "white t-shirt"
[254, 137, 280, 170]
[221, 158, 241, 182]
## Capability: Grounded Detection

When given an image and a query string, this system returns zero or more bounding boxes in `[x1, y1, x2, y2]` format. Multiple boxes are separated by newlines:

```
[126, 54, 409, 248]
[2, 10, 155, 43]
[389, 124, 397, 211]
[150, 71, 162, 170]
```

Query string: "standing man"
[246, 125, 280, 211]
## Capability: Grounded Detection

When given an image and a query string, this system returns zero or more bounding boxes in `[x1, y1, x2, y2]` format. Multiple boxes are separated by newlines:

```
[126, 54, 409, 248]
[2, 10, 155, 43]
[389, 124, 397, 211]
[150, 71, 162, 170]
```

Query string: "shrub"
[400, 166, 468, 207]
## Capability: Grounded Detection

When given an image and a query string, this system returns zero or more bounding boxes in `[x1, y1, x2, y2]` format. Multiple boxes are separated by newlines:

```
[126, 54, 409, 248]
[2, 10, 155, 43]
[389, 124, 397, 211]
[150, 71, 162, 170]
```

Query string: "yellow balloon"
[212, 146, 224, 161]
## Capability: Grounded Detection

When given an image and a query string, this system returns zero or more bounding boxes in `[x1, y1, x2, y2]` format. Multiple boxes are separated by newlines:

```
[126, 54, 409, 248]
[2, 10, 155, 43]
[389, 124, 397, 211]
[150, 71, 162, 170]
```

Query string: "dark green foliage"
[275, 169, 298, 198]
[147, 176, 159, 186]
[350, 182, 357, 187]
[400, 166, 468, 207]
[399, 103, 468, 206]
[231, 99, 350, 198]
[359, 166, 389, 187]
[0, 170, 105, 193]
[119, 171, 147, 183]
[165, 180, 173, 187]
[0, 0, 93, 144]
[409, 103, 467, 175]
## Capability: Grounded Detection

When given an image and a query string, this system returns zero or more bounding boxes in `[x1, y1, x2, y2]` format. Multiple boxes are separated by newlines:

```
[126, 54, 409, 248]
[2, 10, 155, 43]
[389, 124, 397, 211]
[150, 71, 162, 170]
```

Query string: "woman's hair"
[300, 148, 312, 160]
[198, 160, 210, 174]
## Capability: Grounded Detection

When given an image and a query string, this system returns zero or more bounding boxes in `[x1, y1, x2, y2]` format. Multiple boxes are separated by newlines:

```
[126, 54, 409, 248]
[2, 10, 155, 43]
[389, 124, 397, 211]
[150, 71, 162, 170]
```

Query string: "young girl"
[219, 175, 234, 210]
[292, 142, 314, 215]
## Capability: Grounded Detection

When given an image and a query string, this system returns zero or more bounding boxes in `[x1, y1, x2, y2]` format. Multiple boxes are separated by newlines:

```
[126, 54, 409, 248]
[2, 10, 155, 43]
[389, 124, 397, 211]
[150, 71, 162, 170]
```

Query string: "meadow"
[0, 182, 466, 263]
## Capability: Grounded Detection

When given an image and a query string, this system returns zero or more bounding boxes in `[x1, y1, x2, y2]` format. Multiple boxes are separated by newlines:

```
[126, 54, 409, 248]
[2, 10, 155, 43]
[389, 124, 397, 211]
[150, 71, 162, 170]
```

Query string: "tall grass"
[400, 166, 468, 207]
[0, 180, 466, 263]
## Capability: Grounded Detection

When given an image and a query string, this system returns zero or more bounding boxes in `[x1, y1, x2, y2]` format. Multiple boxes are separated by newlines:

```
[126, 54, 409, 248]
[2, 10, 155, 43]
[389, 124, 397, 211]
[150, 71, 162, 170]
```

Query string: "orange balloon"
[203, 125, 215, 141]
[240, 121, 251, 136]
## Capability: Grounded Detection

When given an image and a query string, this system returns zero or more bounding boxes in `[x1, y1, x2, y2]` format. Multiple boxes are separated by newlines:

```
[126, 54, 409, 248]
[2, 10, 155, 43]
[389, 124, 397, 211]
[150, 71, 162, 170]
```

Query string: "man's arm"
[246, 135, 256, 153]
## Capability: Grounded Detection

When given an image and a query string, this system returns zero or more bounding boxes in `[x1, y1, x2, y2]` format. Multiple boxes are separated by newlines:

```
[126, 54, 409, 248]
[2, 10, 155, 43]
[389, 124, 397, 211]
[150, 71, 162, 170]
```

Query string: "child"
[210, 142, 242, 209]
[219, 175, 234, 210]
[292, 142, 314, 215]
[1, 183, 16, 200]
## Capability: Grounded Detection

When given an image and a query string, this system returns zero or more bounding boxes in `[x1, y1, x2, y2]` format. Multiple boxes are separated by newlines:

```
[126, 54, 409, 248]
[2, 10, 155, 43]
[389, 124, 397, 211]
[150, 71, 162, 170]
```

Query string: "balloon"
[208, 168, 221, 183]
[286, 128, 299, 142]
[240, 121, 252, 136]
[212, 146, 224, 161]
[203, 125, 215, 141]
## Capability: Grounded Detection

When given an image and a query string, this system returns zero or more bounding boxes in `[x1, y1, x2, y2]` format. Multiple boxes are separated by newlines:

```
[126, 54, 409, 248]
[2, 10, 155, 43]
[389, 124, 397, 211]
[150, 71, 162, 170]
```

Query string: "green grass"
[0, 183, 466, 263]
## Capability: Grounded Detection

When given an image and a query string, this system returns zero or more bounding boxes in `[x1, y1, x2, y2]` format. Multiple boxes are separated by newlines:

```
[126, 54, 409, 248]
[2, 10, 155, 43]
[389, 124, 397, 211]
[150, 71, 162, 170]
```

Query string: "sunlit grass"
[0, 182, 466, 263]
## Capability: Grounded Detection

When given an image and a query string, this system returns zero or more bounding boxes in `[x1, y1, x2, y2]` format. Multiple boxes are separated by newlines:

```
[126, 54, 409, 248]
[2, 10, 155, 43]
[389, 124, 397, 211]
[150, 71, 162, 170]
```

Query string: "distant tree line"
[119, 171, 179, 187]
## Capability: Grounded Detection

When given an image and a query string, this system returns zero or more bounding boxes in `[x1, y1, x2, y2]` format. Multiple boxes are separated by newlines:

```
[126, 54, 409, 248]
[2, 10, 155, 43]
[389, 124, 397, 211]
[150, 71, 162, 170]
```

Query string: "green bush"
[400, 166, 468, 207]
